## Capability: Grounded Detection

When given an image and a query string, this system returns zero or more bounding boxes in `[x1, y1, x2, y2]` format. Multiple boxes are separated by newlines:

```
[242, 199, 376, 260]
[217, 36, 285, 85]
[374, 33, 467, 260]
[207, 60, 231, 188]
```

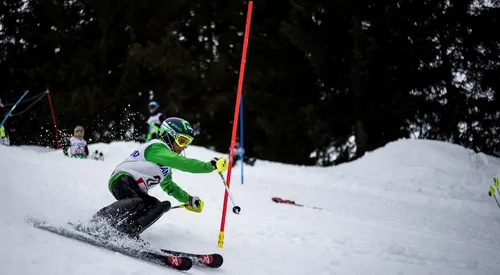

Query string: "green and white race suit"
[108, 139, 214, 203]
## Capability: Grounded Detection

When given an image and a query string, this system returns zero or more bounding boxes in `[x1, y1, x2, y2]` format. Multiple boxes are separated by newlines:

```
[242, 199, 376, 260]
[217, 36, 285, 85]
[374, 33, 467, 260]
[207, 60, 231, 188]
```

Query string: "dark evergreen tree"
[0, 0, 498, 164]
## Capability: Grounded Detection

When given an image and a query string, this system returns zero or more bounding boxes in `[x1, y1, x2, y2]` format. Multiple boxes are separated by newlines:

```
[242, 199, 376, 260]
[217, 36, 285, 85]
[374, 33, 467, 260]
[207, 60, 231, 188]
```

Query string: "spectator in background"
[62, 125, 90, 158]
[0, 98, 9, 145]
[62, 125, 104, 160]
[146, 101, 165, 142]
[232, 136, 256, 168]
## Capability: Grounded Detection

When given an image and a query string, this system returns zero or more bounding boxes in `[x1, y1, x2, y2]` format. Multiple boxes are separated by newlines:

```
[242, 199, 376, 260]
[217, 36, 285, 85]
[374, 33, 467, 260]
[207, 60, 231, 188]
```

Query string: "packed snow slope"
[1, 139, 500, 275]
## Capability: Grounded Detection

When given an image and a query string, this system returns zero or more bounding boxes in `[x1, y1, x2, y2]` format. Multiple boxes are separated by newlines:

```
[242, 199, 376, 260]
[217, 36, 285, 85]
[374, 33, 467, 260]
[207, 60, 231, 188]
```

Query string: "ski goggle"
[174, 134, 194, 148]
[160, 122, 194, 148]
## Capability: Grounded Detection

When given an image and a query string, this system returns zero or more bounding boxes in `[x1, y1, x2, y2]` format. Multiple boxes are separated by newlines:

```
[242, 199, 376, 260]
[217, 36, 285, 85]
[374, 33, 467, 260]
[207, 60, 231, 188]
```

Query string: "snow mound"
[0, 138, 499, 275]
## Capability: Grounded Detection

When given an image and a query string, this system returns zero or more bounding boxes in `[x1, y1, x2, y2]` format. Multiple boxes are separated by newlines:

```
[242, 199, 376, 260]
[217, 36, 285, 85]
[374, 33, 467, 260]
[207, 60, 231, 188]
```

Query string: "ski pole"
[489, 190, 500, 210]
[218, 172, 241, 214]
[171, 204, 187, 209]
[489, 178, 500, 211]
[0, 90, 30, 128]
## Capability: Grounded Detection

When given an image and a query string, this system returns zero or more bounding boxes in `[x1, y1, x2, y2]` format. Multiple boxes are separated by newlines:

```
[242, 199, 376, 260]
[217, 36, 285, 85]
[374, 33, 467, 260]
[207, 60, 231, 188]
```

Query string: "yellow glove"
[185, 196, 204, 213]
[210, 157, 228, 173]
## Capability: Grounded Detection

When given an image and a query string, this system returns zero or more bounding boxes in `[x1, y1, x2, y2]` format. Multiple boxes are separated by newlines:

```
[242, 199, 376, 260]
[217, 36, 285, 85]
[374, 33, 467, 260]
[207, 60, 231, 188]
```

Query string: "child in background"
[146, 101, 165, 142]
[63, 125, 89, 158]
[231, 136, 256, 168]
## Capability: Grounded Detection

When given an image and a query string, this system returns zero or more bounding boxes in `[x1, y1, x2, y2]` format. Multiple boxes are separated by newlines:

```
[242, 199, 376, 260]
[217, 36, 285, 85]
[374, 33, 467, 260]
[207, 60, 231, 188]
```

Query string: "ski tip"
[168, 256, 193, 271]
[207, 253, 224, 268]
[26, 216, 45, 227]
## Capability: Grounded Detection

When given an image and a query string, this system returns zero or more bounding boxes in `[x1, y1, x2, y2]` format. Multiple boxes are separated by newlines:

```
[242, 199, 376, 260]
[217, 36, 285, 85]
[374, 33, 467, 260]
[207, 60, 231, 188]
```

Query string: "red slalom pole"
[46, 89, 61, 149]
[218, 1, 253, 248]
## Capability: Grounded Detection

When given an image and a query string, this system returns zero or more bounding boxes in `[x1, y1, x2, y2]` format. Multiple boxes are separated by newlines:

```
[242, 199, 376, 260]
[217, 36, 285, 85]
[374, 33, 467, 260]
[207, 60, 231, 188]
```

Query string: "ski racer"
[91, 117, 228, 239]
[63, 125, 89, 158]
[146, 101, 165, 142]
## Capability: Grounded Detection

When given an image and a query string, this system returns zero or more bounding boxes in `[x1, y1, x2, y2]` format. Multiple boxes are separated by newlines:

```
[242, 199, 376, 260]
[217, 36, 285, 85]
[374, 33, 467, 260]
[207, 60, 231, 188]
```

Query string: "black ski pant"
[92, 174, 171, 237]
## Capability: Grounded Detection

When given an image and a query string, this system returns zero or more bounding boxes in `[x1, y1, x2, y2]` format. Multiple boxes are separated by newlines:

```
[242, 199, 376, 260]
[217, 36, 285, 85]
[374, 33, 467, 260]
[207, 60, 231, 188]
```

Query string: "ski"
[68, 221, 223, 268]
[27, 217, 192, 271]
[159, 248, 224, 268]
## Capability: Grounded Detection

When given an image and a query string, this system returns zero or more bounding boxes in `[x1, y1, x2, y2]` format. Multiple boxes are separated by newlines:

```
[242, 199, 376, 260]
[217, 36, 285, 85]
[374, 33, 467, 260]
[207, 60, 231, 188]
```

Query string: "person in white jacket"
[231, 136, 256, 168]
[146, 101, 165, 142]
[62, 125, 89, 158]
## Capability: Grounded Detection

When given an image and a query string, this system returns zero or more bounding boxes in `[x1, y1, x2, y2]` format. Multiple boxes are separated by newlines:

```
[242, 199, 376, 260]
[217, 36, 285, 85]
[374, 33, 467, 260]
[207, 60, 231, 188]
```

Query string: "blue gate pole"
[239, 95, 245, 185]
[0, 90, 30, 128]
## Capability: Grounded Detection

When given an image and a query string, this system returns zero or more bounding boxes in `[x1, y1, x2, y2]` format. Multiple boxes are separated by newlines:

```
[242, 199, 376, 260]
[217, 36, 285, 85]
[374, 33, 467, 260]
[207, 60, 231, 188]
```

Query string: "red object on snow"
[272, 197, 296, 204]
[271, 197, 324, 210]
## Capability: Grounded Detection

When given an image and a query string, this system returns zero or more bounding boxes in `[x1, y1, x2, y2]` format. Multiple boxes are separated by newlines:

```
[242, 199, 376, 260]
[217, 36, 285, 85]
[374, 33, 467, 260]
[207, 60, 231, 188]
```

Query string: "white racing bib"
[69, 137, 87, 156]
[147, 113, 163, 132]
[111, 140, 171, 193]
